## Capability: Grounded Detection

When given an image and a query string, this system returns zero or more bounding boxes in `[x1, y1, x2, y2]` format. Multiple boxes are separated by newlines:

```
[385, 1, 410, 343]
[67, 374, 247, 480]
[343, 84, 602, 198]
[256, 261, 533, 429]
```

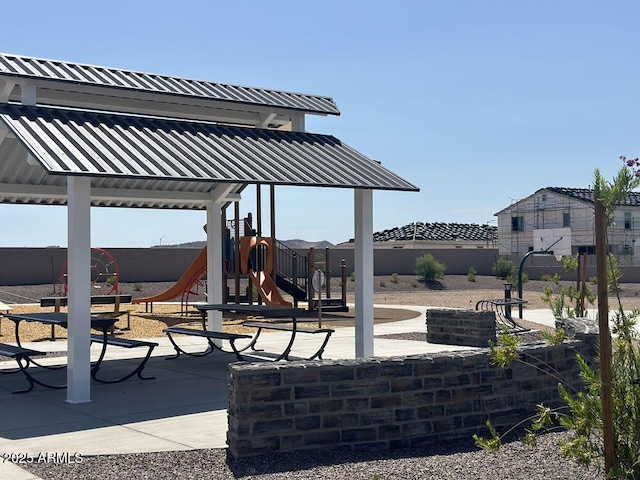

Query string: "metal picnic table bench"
[163, 303, 334, 361]
[1, 312, 157, 393]
[475, 298, 530, 332]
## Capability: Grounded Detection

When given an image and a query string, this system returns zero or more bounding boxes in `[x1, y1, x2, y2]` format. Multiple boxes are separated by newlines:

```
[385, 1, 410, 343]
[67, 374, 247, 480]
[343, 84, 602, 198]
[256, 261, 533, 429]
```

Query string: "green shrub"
[492, 257, 513, 280]
[350, 272, 356, 282]
[506, 267, 528, 285]
[105, 275, 118, 286]
[390, 273, 400, 284]
[477, 316, 640, 479]
[541, 256, 595, 319]
[467, 266, 477, 282]
[414, 253, 446, 281]
[133, 283, 143, 292]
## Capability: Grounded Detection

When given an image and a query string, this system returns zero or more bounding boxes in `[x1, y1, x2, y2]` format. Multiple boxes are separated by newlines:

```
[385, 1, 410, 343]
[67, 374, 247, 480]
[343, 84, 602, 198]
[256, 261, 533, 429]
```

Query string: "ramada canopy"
[0, 53, 417, 205]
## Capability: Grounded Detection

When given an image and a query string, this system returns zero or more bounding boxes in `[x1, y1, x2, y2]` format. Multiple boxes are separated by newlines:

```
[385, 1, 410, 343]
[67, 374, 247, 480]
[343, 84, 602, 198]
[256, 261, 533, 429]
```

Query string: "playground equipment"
[240, 236, 292, 307]
[132, 246, 207, 313]
[61, 247, 120, 295]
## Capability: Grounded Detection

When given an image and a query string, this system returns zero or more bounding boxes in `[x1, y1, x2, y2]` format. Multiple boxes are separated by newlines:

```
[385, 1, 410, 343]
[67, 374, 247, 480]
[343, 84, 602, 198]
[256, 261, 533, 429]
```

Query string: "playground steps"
[275, 273, 307, 302]
[308, 297, 348, 313]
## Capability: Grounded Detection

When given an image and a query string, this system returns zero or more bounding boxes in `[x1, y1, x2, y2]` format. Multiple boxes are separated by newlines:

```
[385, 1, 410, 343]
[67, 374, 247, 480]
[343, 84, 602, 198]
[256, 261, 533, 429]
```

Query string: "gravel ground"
[23, 430, 599, 480]
[3, 276, 607, 479]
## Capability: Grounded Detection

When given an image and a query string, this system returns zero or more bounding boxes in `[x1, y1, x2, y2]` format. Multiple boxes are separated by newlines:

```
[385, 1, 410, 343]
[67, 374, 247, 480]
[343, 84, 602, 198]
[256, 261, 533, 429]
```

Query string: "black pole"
[504, 283, 512, 320]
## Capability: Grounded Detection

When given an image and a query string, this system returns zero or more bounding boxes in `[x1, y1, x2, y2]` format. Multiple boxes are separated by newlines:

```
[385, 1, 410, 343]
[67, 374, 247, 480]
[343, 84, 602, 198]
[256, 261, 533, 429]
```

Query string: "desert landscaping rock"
[2, 275, 623, 479]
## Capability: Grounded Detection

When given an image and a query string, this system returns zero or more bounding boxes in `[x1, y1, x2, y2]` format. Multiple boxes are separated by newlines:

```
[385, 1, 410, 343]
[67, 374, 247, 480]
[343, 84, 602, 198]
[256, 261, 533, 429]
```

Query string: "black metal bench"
[89, 334, 158, 383]
[242, 321, 334, 360]
[0, 343, 47, 394]
[40, 295, 133, 338]
[475, 298, 530, 332]
[163, 327, 252, 361]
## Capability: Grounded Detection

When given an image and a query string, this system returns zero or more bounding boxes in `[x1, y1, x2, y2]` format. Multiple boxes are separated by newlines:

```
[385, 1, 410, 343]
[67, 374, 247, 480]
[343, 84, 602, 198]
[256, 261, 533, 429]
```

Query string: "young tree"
[476, 157, 640, 478]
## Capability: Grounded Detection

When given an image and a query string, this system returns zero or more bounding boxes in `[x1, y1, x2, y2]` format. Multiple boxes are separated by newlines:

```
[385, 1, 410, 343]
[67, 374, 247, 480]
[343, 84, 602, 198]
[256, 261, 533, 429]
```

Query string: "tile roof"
[347, 222, 497, 243]
[545, 186, 640, 206]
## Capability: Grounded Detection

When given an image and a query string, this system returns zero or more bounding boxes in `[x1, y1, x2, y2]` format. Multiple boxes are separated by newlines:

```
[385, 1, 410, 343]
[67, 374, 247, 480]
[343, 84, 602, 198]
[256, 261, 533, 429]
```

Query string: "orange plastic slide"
[248, 269, 292, 307]
[132, 247, 207, 305]
[240, 236, 292, 307]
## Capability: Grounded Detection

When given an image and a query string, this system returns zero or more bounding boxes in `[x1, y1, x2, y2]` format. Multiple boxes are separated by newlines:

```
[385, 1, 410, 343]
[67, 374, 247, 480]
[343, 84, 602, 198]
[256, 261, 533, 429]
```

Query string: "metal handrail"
[275, 240, 307, 294]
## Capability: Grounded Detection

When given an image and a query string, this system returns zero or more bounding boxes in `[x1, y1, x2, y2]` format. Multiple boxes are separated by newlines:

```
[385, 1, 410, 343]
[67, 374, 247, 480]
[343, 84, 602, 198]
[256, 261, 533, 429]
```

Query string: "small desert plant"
[414, 253, 446, 282]
[492, 257, 513, 280]
[541, 254, 596, 319]
[105, 275, 118, 286]
[133, 283, 143, 292]
[350, 272, 356, 282]
[390, 273, 400, 284]
[475, 160, 640, 479]
[506, 267, 528, 285]
[379, 280, 386, 288]
[467, 266, 477, 282]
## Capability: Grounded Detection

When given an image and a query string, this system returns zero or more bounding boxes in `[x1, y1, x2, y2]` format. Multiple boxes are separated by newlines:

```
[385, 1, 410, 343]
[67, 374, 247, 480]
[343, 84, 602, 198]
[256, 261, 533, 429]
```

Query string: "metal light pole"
[517, 250, 553, 318]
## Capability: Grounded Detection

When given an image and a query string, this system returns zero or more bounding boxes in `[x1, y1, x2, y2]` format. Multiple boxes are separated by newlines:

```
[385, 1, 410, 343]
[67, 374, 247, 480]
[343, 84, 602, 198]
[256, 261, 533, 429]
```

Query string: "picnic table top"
[195, 303, 305, 318]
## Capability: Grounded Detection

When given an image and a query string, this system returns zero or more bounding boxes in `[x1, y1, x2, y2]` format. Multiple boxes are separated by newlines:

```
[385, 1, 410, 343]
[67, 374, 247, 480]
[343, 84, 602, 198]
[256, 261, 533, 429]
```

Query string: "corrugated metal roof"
[0, 104, 417, 208]
[0, 53, 340, 116]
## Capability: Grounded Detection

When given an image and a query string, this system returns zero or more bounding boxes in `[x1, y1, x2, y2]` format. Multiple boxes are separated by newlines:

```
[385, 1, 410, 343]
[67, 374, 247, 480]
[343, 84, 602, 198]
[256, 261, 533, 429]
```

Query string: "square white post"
[206, 187, 230, 333]
[66, 176, 92, 403]
[354, 188, 374, 357]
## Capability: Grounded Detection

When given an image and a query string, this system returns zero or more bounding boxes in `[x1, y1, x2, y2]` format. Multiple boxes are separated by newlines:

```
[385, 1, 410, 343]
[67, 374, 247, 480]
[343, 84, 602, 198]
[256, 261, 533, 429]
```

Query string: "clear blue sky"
[0, 0, 638, 247]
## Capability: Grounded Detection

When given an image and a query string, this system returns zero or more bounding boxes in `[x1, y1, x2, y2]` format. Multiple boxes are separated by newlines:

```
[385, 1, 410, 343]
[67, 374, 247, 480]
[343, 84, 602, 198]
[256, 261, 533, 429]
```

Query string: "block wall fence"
[227, 335, 598, 457]
[426, 309, 497, 347]
[4, 246, 640, 285]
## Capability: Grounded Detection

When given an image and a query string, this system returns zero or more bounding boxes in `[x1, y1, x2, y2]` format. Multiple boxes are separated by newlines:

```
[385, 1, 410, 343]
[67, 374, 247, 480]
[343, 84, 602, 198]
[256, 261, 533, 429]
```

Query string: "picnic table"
[1, 312, 156, 392]
[164, 303, 334, 361]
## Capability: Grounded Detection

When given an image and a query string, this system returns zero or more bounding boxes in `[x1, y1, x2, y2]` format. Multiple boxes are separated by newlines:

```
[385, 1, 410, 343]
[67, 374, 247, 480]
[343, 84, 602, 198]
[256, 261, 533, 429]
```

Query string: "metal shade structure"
[0, 104, 417, 208]
[0, 53, 418, 403]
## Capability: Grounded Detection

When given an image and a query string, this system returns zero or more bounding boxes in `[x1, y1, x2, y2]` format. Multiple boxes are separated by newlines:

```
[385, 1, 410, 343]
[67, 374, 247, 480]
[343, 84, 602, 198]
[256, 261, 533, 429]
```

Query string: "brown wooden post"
[341, 259, 347, 309]
[256, 185, 262, 238]
[270, 185, 277, 286]
[221, 208, 227, 304]
[579, 253, 588, 316]
[325, 247, 331, 299]
[234, 201, 240, 304]
[256, 185, 262, 305]
[307, 247, 315, 310]
[595, 197, 615, 475]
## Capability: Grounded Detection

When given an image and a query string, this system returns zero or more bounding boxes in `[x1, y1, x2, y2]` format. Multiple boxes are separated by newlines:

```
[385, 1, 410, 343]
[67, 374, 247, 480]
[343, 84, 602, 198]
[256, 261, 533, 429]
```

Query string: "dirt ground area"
[1, 274, 639, 343]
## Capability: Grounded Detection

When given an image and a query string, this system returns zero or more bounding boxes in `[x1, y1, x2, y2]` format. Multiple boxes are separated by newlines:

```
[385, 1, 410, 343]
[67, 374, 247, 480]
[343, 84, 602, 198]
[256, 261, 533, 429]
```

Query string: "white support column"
[206, 185, 234, 332]
[291, 113, 305, 132]
[354, 188, 374, 358]
[20, 81, 36, 106]
[66, 176, 92, 403]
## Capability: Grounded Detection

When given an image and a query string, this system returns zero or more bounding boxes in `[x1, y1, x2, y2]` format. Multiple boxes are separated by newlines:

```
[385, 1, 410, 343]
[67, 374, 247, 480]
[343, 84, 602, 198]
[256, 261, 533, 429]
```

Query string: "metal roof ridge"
[0, 52, 340, 116]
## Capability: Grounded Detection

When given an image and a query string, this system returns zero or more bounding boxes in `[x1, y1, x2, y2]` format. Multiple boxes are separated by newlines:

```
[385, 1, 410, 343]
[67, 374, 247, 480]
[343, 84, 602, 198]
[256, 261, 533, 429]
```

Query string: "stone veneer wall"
[426, 309, 497, 347]
[227, 337, 597, 458]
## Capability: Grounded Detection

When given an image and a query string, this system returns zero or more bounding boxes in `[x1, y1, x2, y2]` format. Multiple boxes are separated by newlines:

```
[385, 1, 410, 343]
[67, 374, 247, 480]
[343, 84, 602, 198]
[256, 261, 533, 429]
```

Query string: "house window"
[578, 245, 595, 255]
[624, 244, 633, 255]
[563, 211, 570, 227]
[625, 212, 632, 230]
[511, 216, 524, 232]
